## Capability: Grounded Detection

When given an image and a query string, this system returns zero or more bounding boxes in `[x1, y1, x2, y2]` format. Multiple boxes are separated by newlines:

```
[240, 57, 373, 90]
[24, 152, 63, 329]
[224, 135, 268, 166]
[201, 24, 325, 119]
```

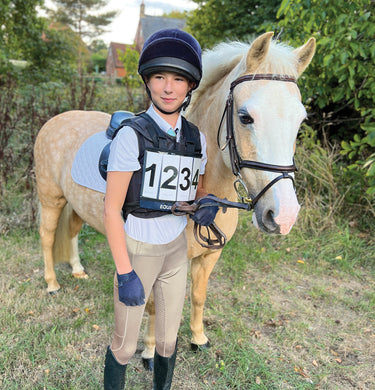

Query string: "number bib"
[140, 149, 201, 211]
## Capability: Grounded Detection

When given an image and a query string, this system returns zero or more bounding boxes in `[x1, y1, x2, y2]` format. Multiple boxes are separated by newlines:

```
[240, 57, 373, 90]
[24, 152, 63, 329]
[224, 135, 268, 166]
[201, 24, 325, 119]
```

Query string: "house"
[134, 1, 186, 53]
[106, 42, 128, 78]
[106, 1, 186, 78]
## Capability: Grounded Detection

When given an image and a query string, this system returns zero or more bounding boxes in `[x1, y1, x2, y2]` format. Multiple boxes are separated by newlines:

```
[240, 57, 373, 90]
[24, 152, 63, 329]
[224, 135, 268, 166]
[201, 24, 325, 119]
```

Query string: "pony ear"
[293, 37, 316, 75]
[246, 32, 274, 72]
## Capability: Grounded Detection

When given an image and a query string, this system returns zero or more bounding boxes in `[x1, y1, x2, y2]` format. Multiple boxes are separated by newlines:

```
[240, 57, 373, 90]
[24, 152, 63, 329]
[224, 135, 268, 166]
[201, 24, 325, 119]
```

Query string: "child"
[103, 29, 218, 389]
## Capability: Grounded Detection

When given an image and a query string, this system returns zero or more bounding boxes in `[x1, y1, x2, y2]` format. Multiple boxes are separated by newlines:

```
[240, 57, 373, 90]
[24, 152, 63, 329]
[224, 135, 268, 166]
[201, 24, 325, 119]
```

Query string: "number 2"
[160, 166, 178, 190]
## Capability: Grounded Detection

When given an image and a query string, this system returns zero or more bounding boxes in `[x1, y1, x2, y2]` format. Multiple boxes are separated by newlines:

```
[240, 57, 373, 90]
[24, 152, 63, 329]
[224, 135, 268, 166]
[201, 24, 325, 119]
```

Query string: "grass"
[0, 208, 374, 389]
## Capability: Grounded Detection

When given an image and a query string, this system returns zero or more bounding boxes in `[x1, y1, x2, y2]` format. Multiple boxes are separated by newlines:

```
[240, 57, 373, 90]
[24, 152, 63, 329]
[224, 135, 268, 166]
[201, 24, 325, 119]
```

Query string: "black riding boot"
[104, 346, 127, 390]
[152, 340, 178, 390]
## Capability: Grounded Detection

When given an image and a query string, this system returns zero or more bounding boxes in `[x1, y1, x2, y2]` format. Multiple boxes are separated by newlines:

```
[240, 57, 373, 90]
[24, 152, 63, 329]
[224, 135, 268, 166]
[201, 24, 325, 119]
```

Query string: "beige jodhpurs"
[110, 230, 188, 365]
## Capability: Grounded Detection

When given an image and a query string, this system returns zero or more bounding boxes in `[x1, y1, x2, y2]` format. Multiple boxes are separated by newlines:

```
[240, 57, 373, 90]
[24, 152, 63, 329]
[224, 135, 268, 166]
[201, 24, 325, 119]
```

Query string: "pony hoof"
[72, 271, 89, 279]
[191, 341, 211, 352]
[47, 284, 61, 295]
[142, 357, 154, 371]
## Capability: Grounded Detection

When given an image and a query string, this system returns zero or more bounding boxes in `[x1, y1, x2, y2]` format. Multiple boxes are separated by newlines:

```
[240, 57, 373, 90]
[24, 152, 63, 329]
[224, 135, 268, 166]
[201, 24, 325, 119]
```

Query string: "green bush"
[295, 124, 374, 232]
[265, 0, 375, 195]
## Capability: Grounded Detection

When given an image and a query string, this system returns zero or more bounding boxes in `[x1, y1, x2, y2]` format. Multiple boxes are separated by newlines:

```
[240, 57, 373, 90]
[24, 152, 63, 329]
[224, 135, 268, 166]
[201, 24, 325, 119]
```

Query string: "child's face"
[147, 72, 194, 115]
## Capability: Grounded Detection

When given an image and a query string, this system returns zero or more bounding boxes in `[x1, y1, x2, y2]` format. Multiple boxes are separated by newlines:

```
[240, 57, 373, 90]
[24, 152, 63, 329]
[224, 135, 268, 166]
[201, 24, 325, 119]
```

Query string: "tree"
[47, 0, 117, 42]
[161, 10, 187, 19]
[0, 1, 77, 82]
[47, 0, 117, 72]
[264, 0, 375, 195]
[89, 39, 107, 52]
[186, 0, 282, 49]
[0, 0, 43, 61]
[89, 39, 107, 73]
[117, 45, 145, 111]
[29, 21, 79, 82]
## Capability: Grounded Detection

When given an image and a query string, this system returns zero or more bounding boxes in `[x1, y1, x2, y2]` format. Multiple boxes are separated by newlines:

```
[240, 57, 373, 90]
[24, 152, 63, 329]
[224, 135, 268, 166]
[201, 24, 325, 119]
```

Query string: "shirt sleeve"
[107, 126, 141, 172]
[199, 132, 207, 175]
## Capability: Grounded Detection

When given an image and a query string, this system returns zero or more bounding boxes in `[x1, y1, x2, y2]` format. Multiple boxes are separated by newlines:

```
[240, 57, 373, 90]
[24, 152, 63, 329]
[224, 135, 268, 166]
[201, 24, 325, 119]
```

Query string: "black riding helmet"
[138, 29, 202, 114]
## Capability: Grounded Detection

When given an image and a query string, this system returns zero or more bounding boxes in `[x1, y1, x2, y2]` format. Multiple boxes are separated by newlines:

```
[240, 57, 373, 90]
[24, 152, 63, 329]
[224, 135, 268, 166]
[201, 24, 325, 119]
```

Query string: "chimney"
[140, 0, 145, 18]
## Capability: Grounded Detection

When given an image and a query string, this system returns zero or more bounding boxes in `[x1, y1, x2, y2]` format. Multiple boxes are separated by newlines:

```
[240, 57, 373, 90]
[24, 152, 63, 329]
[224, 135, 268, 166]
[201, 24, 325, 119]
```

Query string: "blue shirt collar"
[146, 105, 182, 135]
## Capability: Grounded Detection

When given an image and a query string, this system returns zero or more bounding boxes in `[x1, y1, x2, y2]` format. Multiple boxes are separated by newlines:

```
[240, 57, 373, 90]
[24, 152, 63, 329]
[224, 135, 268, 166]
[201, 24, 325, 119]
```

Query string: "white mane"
[190, 39, 299, 108]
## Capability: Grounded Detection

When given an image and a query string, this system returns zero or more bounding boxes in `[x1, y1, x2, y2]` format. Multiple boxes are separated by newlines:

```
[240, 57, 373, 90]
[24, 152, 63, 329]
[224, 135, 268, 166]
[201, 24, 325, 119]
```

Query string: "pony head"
[189, 32, 316, 235]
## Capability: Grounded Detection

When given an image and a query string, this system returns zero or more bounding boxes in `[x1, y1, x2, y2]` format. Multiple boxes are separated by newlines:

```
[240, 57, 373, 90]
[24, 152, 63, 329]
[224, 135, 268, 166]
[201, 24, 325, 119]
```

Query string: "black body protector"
[111, 112, 202, 220]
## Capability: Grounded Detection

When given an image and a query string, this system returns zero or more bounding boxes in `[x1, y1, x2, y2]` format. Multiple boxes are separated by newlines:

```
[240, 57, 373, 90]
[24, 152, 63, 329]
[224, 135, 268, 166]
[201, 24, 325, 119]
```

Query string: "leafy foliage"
[0, 1, 79, 83]
[88, 39, 108, 73]
[46, 0, 117, 73]
[0, 0, 44, 61]
[29, 22, 79, 82]
[187, 0, 281, 49]
[117, 45, 146, 112]
[161, 10, 187, 19]
[264, 0, 375, 195]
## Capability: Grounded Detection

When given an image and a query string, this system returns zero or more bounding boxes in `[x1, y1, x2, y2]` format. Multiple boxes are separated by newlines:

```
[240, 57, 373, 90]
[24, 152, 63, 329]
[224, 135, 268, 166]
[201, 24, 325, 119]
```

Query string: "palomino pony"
[34, 32, 315, 365]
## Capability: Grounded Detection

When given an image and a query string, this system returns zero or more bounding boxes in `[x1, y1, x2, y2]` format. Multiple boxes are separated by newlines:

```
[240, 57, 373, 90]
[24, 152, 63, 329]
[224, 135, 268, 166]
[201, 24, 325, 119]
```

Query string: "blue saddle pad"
[71, 131, 109, 194]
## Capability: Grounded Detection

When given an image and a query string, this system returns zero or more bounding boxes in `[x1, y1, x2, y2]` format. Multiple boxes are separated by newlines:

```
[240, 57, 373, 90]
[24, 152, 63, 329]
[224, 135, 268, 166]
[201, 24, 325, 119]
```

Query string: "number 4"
[192, 168, 199, 190]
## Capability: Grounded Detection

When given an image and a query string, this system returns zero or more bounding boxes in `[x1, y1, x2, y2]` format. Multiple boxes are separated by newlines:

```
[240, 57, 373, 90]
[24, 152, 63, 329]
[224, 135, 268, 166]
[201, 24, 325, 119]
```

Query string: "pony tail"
[53, 204, 83, 267]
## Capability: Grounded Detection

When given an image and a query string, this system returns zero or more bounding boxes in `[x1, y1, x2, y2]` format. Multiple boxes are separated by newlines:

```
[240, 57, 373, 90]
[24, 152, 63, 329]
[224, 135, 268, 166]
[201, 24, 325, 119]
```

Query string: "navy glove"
[117, 270, 145, 306]
[190, 194, 219, 226]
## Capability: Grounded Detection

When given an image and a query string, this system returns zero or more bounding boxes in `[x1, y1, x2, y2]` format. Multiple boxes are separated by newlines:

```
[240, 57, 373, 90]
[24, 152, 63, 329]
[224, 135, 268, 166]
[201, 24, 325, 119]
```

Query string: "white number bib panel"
[140, 149, 201, 211]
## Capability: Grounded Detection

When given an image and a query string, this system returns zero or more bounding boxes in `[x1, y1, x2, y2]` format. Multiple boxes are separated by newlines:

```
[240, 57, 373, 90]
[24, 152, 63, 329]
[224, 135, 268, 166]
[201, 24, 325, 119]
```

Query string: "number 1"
[145, 163, 156, 187]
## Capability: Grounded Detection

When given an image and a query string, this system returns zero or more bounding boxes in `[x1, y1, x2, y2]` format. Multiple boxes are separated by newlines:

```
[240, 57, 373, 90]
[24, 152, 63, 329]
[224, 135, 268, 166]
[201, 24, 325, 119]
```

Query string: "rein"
[171, 195, 250, 250]
[217, 74, 298, 208]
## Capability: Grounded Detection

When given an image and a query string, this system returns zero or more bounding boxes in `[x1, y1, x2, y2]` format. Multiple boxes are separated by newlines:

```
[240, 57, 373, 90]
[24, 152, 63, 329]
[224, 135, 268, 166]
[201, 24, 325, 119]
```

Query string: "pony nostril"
[262, 209, 280, 233]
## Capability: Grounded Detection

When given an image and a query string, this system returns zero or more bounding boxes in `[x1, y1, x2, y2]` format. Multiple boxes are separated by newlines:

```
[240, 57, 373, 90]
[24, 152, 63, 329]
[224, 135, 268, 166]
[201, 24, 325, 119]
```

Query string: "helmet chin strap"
[145, 85, 192, 115]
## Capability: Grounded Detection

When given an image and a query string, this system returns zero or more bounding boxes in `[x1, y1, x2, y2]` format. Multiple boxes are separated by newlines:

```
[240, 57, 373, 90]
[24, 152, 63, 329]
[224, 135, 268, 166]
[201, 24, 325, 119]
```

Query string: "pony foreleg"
[190, 250, 222, 350]
[142, 293, 156, 371]
[39, 204, 66, 293]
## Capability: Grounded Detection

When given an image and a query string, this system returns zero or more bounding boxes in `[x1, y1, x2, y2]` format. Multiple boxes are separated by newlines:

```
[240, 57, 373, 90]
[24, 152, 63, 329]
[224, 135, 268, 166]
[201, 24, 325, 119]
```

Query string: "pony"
[34, 32, 316, 366]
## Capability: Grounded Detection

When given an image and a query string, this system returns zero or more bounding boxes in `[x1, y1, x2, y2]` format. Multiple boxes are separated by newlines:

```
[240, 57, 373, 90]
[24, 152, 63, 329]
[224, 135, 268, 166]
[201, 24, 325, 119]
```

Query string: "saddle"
[98, 110, 134, 180]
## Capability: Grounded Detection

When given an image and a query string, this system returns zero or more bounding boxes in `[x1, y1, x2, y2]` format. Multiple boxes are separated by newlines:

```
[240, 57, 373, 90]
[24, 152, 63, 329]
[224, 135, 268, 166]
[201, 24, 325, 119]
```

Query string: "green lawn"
[0, 210, 374, 389]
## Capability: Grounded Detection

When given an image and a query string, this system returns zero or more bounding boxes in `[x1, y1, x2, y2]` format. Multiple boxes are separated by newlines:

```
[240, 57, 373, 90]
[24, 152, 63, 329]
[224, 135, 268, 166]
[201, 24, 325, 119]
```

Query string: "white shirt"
[107, 105, 207, 244]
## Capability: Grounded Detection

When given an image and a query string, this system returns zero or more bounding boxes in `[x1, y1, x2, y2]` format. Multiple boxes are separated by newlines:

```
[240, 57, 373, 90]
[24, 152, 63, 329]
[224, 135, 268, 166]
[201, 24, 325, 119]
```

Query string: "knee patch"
[111, 335, 137, 365]
[155, 338, 177, 358]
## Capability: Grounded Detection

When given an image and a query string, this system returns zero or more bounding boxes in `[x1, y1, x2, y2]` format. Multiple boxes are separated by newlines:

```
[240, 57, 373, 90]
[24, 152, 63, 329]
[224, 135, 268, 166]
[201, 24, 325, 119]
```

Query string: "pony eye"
[238, 110, 254, 125]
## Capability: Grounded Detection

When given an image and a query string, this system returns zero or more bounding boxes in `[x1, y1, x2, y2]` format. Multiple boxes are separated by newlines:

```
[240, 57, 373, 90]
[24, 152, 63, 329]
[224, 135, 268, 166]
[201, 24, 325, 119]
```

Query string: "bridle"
[217, 74, 299, 209]
[172, 74, 301, 250]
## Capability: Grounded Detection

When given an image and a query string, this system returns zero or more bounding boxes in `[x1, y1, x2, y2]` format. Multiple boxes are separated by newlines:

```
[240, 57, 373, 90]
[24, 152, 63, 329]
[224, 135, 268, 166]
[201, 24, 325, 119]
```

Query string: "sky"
[44, 0, 198, 45]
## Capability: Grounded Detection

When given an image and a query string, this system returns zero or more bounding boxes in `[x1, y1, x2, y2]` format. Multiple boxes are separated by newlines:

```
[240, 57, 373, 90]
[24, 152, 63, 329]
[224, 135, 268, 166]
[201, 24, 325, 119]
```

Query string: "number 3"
[179, 167, 191, 191]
